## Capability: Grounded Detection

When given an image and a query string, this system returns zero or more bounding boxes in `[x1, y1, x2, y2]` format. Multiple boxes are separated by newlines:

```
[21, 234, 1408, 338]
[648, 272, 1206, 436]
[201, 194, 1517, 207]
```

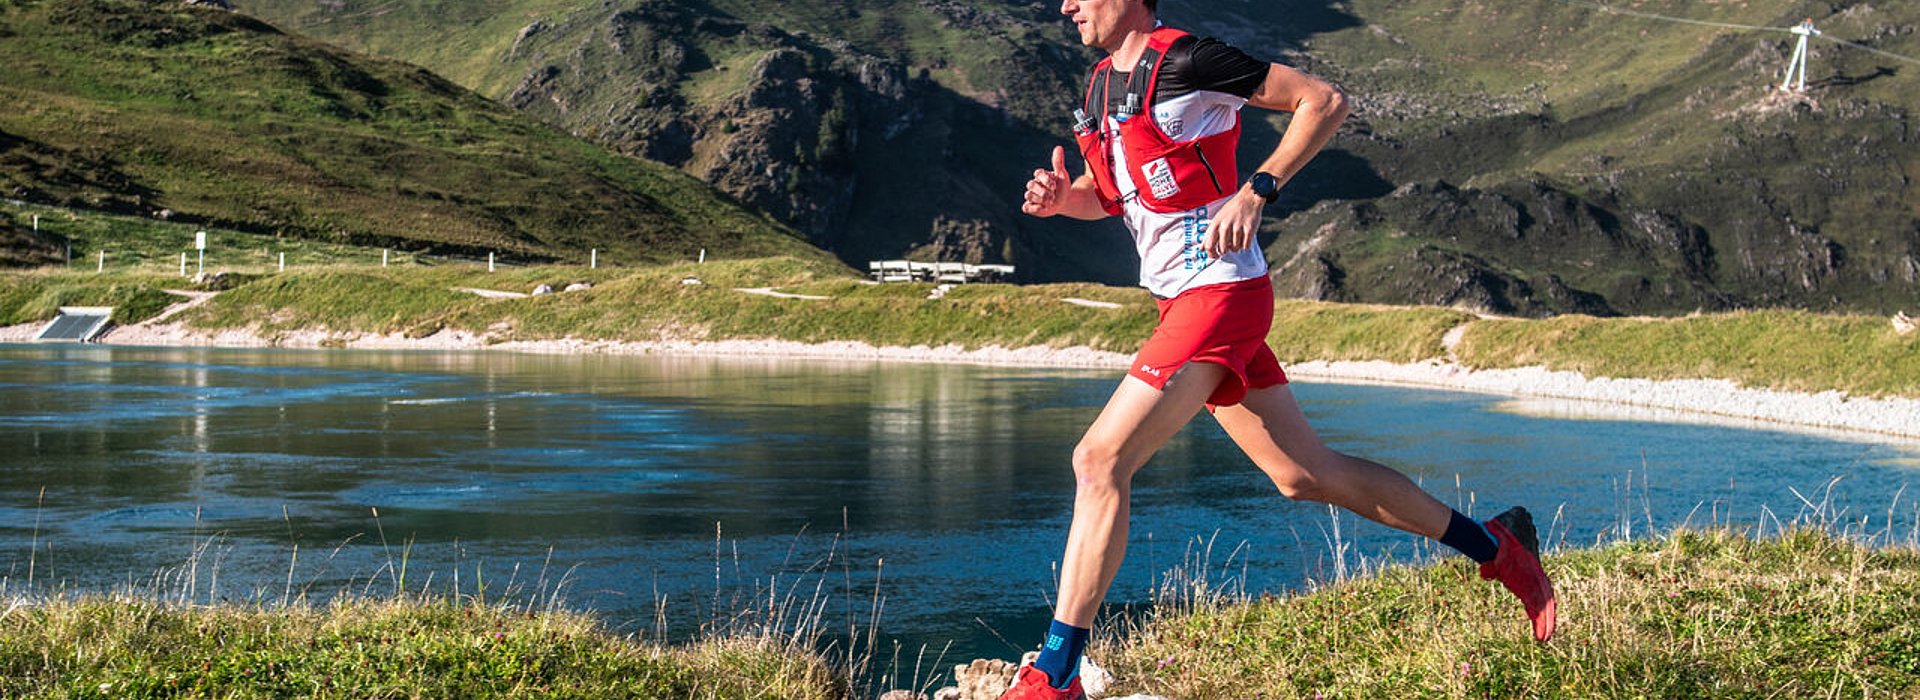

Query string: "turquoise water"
[2, 344, 1915, 667]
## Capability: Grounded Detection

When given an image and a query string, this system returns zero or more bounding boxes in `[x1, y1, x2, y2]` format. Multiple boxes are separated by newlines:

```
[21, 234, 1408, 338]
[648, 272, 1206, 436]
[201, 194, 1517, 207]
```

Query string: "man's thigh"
[1079, 362, 1229, 472]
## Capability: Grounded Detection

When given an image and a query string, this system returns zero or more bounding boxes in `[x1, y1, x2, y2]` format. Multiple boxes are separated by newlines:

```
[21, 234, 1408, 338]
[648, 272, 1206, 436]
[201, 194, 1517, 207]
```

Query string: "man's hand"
[1021, 146, 1072, 217]
[1204, 189, 1264, 257]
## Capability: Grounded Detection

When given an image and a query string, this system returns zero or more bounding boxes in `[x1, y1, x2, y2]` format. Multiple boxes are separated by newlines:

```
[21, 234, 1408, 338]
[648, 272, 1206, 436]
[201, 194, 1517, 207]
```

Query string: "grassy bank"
[1096, 528, 1920, 698]
[5, 530, 1914, 698]
[1455, 312, 1920, 398]
[0, 271, 181, 325]
[2, 256, 1915, 397]
[0, 596, 847, 699]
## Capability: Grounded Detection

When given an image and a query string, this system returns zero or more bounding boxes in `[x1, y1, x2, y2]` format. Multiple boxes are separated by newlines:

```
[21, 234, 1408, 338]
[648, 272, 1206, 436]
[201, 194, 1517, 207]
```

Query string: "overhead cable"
[1549, 0, 1920, 66]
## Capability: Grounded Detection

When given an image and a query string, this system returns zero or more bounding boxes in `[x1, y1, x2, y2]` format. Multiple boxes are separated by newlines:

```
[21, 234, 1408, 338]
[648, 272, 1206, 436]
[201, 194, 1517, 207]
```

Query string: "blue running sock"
[1440, 509, 1499, 564]
[1032, 619, 1088, 689]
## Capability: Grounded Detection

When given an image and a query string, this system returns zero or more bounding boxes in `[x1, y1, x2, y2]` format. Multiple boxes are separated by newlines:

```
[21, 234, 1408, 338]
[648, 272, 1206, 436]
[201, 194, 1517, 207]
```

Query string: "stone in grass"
[532, 284, 554, 296]
[926, 655, 1120, 700]
[564, 282, 593, 292]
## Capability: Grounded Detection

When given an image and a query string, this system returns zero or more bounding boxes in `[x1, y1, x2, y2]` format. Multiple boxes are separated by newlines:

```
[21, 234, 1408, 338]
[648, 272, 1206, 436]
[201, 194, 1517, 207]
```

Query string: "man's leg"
[1007, 362, 1227, 698]
[1056, 362, 1226, 626]
[1210, 383, 1451, 535]
[1212, 383, 1556, 641]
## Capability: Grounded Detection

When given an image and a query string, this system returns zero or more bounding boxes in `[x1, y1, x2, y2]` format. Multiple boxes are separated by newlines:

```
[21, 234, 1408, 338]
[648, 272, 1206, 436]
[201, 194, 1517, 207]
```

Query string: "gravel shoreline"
[5, 319, 1916, 441]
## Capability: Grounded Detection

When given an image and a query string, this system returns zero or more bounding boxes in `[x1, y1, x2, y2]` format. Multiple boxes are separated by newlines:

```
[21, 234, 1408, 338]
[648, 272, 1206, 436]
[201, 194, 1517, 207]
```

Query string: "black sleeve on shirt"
[1153, 35, 1272, 102]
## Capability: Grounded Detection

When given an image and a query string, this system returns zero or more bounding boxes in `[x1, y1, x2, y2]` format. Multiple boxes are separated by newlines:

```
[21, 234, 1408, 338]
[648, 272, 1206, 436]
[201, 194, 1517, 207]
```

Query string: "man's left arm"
[1203, 63, 1351, 257]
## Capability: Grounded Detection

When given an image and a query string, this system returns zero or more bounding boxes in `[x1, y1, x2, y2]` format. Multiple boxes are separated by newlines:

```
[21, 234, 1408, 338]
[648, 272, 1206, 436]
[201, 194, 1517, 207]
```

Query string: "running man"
[1003, 1, 1556, 697]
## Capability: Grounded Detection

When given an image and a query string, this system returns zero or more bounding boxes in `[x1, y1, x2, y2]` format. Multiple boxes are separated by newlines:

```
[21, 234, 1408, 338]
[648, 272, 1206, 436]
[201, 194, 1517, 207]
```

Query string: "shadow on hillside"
[1160, 0, 1363, 50]
[1271, 149, 1395, 217]
[1814, 66, 1898, 89]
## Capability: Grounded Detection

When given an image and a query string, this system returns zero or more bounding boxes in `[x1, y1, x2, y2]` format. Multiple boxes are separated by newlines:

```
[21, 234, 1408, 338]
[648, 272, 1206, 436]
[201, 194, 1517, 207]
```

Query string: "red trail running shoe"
[1480, 506, 1557, 642]
[996, 665, 1084, 700]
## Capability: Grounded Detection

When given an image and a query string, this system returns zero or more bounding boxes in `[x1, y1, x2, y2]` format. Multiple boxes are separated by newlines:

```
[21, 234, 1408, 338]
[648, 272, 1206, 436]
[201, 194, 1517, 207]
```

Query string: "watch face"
[1251, 172, 1278, 201]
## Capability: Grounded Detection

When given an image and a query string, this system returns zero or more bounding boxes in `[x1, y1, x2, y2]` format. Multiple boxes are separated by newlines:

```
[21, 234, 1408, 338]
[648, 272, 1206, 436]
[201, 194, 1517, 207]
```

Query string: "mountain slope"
[236, 0, 1132, 283]
[1257, 0, 1920, 315]
[237, 0, 1920, 314]
[0, 0, 826, 265]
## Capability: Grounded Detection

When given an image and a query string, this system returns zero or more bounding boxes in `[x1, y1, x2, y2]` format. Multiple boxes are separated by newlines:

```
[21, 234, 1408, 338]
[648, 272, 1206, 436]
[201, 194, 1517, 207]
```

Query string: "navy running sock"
[1032, 619, 1088, 689]
[1440, 509, 1499, 564]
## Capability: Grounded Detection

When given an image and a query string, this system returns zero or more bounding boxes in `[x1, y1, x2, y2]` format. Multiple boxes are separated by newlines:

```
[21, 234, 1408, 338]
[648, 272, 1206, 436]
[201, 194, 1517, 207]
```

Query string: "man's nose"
[1060, 0, 1075, 16]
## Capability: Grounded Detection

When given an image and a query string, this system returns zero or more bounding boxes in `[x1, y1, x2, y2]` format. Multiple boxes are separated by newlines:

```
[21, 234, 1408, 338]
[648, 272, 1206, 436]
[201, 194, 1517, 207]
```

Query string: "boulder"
[531, 284, 554, 296]
[564, 282, 593, 292]
[935, 658, 1016, 700]
[929, 656, 1115, 700]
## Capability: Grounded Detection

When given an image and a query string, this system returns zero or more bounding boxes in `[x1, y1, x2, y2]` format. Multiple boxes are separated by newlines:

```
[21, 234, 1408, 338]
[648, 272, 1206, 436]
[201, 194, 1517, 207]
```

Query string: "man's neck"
[1105, 16, 1160, 68]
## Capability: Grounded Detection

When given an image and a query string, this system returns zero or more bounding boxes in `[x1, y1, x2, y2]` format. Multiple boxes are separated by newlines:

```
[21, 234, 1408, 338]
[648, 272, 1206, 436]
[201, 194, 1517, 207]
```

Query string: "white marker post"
[488, 252, 495, 272]
[31, 214, 37, 232]
[591, 249, 597, 269]
[97, 250, 104, 273]
[195, 230, 207, 276]
[279, 252, 286, 272]
[698, 248, 706, 264]
[382, 249, 389, 267]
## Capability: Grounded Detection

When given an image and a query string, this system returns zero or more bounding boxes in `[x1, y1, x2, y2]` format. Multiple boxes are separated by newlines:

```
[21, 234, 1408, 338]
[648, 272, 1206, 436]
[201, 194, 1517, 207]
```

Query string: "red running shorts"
[1127, 276, 1288, 407]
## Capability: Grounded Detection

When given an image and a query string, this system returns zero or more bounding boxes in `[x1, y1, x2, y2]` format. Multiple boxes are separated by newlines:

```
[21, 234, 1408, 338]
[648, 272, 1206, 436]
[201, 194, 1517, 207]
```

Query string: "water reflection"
[1, 344, 1915, 666]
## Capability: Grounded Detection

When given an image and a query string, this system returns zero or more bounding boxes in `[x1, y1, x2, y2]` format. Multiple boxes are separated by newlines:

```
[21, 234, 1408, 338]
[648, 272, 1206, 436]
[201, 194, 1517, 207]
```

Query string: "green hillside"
[0, 0, 827, 267]
[1258, 0, 1920, 315]
[239, 0, 1920, 315]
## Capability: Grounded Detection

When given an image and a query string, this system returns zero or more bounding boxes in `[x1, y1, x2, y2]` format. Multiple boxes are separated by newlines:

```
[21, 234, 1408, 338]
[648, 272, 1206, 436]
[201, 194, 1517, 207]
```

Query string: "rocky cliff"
[486, 0, 1127, 282]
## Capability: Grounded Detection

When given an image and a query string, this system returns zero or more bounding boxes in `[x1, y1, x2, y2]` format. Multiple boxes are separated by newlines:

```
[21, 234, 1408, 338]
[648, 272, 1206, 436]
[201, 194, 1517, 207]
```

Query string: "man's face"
[1059, 0, 1135, 51]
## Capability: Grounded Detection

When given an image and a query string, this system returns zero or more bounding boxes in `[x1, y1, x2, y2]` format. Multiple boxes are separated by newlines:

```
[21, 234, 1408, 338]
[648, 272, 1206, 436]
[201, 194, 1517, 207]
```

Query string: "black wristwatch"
[1247, 171, 1281, 204]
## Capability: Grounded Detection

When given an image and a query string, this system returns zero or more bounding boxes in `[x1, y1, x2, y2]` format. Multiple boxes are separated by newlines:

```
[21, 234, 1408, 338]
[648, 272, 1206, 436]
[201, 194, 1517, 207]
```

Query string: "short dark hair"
[1144, 0, 1158, 11]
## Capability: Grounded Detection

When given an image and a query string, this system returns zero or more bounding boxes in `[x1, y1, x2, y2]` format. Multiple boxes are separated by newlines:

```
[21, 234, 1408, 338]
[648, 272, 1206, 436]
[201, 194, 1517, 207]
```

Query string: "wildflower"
[1157, 655, 1175, 670]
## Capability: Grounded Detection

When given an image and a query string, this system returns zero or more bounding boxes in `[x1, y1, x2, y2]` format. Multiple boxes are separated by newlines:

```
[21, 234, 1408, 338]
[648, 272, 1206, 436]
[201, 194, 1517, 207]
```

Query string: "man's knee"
[1260, 454, 1336, 501]
[1267, 469, 1324, 501]
[1072, 440, 1129, 495]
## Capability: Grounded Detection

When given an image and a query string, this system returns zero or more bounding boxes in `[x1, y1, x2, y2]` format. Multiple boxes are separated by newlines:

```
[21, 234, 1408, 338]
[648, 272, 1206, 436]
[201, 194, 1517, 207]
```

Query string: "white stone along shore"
[3, 316, 1915, 441]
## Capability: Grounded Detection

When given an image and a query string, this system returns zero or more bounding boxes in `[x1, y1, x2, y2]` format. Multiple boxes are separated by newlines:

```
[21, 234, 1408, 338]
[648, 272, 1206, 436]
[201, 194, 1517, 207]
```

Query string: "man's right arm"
[1021, 145, 1111, 220]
